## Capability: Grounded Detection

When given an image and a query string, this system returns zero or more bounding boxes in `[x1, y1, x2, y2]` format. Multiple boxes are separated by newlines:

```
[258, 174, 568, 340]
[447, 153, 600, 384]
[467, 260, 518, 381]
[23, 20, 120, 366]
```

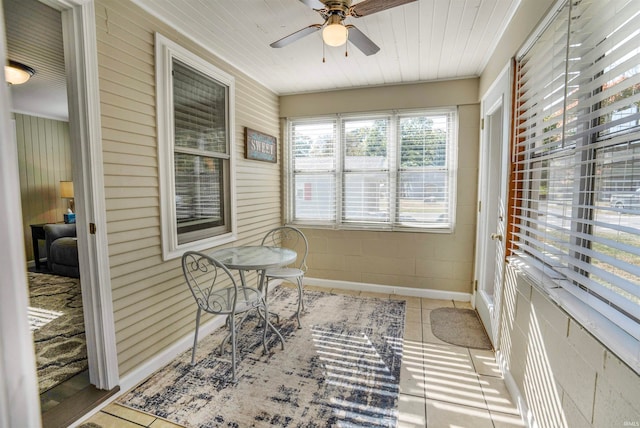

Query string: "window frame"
[509, 0, 640, 373]
[285, 108, 458, 232]
[155, 33, 237, 261]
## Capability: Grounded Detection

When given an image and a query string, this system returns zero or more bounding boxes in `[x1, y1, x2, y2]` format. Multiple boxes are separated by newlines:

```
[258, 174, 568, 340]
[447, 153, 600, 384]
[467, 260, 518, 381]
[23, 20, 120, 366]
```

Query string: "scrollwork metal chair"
[261, 226, 309, 328]
[181, 251, 284, 381]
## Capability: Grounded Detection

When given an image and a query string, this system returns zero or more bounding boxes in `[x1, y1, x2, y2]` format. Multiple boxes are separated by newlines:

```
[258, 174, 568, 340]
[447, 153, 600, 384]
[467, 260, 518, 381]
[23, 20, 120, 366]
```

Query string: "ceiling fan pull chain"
[345, 42, 348, 57]
[322, 40, 326, 63]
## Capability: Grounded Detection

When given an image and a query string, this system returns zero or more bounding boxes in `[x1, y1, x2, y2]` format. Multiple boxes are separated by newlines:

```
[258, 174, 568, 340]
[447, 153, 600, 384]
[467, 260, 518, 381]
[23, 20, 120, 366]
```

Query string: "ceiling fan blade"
[350, 0, 417, 18]
[299, 0, 325, 9]
[346, 25, 380, 56]
[270, 24, 322, 48]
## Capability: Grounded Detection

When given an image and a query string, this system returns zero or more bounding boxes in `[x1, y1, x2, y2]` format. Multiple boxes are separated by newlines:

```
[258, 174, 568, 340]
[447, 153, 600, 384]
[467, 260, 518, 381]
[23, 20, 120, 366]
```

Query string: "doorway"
[4, 0, 87, 408]
[1, 0, 119, 424]
[474, 65, 511, 347]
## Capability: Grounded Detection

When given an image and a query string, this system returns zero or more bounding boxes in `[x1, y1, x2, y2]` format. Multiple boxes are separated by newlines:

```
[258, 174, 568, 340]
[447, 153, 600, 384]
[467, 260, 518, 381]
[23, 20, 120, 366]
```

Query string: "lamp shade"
[5, 60, 35, 85]
[60, 181, 74, 199]
[322, 16, 348, 47]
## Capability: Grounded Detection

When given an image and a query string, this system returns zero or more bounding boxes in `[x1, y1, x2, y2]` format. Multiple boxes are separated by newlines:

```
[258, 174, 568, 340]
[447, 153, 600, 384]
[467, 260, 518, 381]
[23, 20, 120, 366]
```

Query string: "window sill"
[509, 255, 640, 375]
[288, 222, 454, 234]
[162, 232, 237, 261]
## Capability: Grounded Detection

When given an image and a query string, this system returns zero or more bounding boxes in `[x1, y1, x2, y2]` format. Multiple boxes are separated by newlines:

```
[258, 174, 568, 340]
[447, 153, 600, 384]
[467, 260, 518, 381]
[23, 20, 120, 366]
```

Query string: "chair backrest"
[181, 251, 240, 314]
[261, 226, 308, 272]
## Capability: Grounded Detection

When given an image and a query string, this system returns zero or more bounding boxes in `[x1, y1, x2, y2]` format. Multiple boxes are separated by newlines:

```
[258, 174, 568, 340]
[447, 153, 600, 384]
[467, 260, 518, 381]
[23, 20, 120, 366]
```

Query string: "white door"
[474, 66, 511, 347]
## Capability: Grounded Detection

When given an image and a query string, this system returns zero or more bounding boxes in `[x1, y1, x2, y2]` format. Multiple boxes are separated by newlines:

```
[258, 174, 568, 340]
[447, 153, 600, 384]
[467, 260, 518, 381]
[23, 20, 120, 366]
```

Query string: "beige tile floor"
[79, 287, 524, 427]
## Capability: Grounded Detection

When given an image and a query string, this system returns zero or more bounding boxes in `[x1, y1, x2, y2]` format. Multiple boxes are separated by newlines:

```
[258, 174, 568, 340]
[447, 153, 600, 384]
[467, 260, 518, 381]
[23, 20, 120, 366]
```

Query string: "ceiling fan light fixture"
[322, 18, 348, 47]
[4, 60, 35, 85]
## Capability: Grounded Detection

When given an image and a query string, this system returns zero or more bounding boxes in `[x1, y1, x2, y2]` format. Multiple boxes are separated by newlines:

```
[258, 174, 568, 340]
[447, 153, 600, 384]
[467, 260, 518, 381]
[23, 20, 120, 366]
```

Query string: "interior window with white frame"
[286, 109, 457, 231]
[155, 34, 236, 260]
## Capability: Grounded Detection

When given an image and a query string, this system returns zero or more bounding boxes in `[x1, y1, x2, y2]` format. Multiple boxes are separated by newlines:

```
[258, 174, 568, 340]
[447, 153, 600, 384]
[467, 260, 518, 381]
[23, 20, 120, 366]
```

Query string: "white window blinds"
[172, 59, 230, 244]
[512, 0, 640, 341]
[288, 109, 457, 231]
[291, 119, 337, 223]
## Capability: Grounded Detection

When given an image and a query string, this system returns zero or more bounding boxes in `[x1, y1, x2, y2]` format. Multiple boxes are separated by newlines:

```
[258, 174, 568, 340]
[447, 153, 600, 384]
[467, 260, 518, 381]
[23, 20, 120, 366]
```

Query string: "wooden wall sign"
[245, 127, 277, 163]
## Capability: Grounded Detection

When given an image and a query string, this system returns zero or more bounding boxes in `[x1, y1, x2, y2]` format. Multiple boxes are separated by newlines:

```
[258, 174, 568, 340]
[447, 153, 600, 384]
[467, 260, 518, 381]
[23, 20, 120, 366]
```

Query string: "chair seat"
[264, 267, 303, 279]
[207, 286, 262, 314]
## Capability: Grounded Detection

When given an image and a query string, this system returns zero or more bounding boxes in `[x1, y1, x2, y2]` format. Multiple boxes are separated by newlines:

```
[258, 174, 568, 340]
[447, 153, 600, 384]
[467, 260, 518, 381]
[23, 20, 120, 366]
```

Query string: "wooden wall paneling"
[14, 114, 72, 262]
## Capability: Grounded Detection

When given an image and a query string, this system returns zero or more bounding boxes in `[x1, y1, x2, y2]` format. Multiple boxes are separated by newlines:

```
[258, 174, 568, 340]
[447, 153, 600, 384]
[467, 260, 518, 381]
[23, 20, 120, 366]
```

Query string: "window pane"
[293, 174, 335, 221]
[529, 157, 574, 270]
[343, 172, 389, 222]
[342, 118, 390, 223]
[592, 141, 640, 319]
[400, 116, 447, 167]
[292, 121, 336, 171]
[344, 118, 388, 170]
[173, 59, 227, 154]
[398, 171, 449, 224]
[175, 153, 224, 242]
[398, 114, 453, 227]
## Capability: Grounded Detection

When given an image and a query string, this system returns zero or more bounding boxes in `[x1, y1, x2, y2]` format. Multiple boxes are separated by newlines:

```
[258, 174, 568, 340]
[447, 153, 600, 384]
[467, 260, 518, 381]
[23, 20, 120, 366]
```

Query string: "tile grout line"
[99, 410, 148, 427]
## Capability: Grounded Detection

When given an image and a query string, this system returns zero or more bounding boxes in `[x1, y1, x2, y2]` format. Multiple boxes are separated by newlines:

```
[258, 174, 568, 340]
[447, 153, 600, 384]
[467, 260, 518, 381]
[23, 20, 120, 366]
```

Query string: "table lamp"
[60, 181, 76, 223]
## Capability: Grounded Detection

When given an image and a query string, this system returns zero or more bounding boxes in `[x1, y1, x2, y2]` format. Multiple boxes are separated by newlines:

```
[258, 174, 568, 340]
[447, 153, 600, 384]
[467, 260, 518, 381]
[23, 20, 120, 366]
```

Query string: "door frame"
[473, 63, 512, 347]
[54, 0, 119, 391]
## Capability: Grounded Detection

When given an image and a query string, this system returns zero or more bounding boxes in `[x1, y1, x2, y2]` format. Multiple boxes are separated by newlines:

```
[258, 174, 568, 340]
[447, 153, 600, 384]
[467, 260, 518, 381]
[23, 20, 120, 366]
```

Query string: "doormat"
[430, 307, 492, 350]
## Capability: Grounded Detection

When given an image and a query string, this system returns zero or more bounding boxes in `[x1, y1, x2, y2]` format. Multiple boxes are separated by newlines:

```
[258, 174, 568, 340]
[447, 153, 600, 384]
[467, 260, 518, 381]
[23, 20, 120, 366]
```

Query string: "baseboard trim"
[68, 315, 227, 427]
[118, 315, 227, 393]
[304, 276, 472, 302]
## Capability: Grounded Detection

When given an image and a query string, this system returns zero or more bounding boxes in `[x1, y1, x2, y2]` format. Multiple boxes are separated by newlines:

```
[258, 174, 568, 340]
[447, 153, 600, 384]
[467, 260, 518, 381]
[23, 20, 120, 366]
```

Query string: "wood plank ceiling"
[131, 0, 521, 94]
[3, 0, 521, 119]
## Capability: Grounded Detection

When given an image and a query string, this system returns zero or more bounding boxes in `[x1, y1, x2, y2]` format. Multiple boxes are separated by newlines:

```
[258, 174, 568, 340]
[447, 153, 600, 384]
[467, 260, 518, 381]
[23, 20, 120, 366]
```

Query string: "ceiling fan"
[270, 0, 418, 57]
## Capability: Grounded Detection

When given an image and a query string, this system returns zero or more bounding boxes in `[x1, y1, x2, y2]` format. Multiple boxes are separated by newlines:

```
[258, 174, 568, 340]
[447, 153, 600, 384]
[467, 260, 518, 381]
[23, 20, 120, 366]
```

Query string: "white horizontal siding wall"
[94, 0, 281, 376]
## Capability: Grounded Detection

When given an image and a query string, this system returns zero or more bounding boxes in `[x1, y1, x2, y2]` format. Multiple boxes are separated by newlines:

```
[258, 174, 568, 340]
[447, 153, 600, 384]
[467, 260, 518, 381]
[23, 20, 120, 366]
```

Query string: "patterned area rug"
[28, 272, 88, 394]
[430, 307, 492, 350]
[118, 287, 406, 427]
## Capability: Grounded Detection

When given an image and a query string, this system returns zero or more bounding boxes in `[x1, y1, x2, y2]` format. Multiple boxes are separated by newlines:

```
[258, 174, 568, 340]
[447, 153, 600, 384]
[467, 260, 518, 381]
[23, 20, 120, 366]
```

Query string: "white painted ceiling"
[4, 0, 521, 120]
[132, 0, 520, 95]
[4, 0, 67, 121]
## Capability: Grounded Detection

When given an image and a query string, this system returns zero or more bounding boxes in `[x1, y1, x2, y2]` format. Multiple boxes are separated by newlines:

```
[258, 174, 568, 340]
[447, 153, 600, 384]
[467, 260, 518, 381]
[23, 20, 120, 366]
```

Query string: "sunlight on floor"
[398, 295, 525, 428]
[311, 326, 399, 427]
[28, 306, 63, 331]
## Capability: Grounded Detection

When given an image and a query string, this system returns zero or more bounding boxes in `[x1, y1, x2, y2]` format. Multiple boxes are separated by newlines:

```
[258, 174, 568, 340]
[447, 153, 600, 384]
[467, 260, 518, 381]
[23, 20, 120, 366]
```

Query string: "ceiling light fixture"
[322, 15, 348, 47]
[4, 60, 35, 85]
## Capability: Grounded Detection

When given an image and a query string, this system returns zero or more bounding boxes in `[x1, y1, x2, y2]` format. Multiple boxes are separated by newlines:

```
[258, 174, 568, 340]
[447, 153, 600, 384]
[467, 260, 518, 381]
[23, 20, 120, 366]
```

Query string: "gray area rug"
[28, 272, 88, 394]
[430, 307, 492, 350]
[118, 286, 406, 427]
